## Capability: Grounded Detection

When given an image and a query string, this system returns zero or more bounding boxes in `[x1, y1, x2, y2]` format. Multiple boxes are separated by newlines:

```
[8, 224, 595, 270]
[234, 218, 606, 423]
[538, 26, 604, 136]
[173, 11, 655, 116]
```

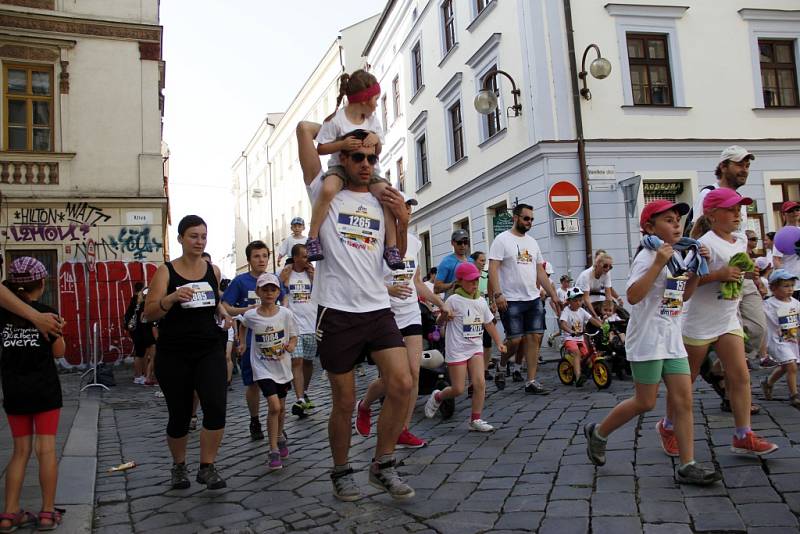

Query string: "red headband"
[347, 83, 381, 103]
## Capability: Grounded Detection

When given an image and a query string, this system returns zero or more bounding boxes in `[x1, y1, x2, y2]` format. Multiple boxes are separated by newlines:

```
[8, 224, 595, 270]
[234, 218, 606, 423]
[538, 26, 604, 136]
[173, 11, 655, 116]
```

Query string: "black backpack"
[683, 185, 716, 237]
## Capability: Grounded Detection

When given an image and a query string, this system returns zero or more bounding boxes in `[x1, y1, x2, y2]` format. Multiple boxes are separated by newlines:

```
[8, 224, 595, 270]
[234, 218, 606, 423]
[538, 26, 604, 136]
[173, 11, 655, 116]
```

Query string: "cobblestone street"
[77, 348, 800, 534]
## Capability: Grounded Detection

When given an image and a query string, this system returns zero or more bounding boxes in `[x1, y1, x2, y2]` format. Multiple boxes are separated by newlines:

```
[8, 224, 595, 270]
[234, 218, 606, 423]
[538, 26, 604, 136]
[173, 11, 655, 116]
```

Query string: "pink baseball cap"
[256, 273, 280, 288]
[639, 200, 690, 231]
[703, 188, 753, 213]
[9, 257, 48, 283]
[455, 262, 481, 281]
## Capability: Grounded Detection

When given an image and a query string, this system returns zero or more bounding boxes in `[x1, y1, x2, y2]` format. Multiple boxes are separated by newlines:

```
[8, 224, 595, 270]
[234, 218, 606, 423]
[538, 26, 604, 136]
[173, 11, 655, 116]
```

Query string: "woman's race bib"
[660, 275, 687, 317]
[778, 306, 799, 343]
[179, 282, 216, 309]
[254, 328, 285, 360]
[336, 199, 380, 248]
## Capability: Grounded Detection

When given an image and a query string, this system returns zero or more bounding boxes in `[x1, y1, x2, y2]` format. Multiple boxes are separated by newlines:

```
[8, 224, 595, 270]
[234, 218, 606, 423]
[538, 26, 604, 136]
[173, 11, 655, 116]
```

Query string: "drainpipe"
[563, 0, 593, 268]
[265, 117, 277, 273]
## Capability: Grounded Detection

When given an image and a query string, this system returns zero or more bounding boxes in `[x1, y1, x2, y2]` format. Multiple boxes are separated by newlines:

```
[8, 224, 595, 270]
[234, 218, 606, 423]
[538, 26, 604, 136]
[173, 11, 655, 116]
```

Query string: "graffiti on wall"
[4, 202, 112, 243]
[2, 223, 89, 242]
[59, 260, 158, 365]
[69, 228, 163, 261]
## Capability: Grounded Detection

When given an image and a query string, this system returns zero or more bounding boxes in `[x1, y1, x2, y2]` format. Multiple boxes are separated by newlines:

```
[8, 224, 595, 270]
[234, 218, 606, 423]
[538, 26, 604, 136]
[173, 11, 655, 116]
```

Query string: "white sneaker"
[424, 390, 442, 418]
[469, 419, 494, 432]
[133, 376, 146, 385]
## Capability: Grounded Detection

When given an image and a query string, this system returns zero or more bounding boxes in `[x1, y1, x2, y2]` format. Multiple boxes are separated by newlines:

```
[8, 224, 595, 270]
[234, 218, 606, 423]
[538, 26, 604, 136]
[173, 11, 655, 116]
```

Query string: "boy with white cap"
[237, 273, 298, 470]
[277, 217, 308, 266]
[761, 269, 800, 407]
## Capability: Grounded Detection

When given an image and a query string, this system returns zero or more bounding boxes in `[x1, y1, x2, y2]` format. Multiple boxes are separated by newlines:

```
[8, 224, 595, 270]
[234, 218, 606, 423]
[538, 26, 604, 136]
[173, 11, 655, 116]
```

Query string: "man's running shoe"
[291, 401, 308, 418]
[196, 464, 226, 489]
[331, 467, 360, 502]
[170, 463, 190, 490]
[355, 400, 372, 437]
[495, 373, 506, 391]
[731, 432, 778, 456]
[249, 418, 264, 441]
[424, 390, 442, 418]
[512, 370, 524, 382]
[675, 462, 722, 486]
[469, 419, 494, 432]
[303, 393, 315, 409]
[369, 458, 415, 500]
[656, 419, 679, 457]
[305, 237, 324, 261]
[396, 428, 427, 448]
[584, 423, 607, 466]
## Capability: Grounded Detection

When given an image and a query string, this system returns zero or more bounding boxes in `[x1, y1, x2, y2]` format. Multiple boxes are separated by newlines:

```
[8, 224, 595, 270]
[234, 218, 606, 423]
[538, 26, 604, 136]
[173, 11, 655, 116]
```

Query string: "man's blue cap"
[769, 269, 798, 284]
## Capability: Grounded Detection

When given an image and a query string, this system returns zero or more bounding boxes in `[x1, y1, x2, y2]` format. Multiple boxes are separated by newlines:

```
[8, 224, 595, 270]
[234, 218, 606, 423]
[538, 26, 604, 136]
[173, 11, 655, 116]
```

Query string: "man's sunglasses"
[349, 152, 379, 165]
[455, 240, 470, 245]
[518, 216, 533, 222]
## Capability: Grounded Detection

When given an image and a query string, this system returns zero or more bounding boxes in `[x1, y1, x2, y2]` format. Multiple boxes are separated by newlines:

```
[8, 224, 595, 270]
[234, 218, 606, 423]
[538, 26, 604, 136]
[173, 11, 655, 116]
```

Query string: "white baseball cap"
[718, 145, 754, 165]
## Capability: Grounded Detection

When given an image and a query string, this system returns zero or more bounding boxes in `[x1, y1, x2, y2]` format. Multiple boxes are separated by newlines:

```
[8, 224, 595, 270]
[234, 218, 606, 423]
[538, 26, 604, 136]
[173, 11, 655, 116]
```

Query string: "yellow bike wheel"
[592, 360, 612, 389]
[558, 359, 574, 385]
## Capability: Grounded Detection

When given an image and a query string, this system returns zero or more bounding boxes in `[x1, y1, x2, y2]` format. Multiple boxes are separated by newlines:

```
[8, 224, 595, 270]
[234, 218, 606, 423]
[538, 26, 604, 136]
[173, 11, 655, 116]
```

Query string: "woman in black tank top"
[145, 215, 233, 490]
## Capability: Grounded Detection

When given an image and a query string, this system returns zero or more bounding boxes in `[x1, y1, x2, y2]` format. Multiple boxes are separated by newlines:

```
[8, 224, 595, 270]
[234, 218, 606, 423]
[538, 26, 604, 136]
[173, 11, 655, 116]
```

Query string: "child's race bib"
[462, 311, 483, 339]
[289, 280, 312, 303]
[391, 257, 416, 286]
[254, 328, 285, 360]
[336, 199, 380, 247]
[179, 282, 216, 309]
[778, 307, 799, 343]
[660, 275, 687, 317]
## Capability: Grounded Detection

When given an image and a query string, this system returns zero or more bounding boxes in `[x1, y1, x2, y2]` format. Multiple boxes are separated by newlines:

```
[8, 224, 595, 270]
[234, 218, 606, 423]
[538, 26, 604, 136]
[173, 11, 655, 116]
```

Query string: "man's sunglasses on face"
[519, 216, 533, 222]
[349, 152, 379, 165]
[456, 240, 470, 246]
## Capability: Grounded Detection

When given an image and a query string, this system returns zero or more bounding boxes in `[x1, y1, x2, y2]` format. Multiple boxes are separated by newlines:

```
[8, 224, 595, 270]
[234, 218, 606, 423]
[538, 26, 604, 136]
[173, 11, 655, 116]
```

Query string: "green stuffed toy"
[719, 252, 754, 300]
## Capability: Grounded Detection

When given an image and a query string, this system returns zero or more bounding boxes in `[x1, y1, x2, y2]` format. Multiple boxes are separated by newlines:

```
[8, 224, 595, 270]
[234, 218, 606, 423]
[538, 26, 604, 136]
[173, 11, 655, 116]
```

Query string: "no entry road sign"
[548, 181, 582, 217]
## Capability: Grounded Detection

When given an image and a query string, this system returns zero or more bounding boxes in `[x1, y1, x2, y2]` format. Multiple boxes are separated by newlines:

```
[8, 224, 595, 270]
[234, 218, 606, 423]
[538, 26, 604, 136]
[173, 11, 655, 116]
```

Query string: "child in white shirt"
[560, 288, 603, 387]
[424, 262, 505, 432]
[761, 269, 800, 407]
[238, 273, 298, 471]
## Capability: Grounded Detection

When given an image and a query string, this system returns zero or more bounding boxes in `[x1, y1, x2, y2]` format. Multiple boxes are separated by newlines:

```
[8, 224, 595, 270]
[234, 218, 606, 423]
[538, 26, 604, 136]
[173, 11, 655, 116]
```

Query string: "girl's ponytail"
[324, 73, 351, 122]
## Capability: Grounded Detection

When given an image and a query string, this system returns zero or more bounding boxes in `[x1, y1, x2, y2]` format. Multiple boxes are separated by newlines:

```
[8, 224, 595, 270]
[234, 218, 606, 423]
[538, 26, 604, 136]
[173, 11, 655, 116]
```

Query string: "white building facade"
[0, 0, 167, 363]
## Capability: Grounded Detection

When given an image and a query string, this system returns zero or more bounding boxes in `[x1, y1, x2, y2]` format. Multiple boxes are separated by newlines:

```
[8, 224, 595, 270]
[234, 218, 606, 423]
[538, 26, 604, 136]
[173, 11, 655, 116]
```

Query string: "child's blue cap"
[769, 269, 798, 284]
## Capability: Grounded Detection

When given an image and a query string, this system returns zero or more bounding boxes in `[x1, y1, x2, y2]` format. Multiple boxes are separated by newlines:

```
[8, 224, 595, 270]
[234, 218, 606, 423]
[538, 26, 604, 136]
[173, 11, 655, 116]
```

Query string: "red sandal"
[0, 510, 35, 533]
[36, 509, 64, 532]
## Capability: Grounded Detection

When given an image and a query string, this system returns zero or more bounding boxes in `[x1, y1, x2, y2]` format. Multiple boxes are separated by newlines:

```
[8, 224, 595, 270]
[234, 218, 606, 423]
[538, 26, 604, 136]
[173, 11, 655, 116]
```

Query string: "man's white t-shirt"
[308, 172, 390, 313]
[682, 231, 746, 339]
[444, 294, 494, 363]
[624, 249, 688, 362]
[317, 108, 385, 168]
[575, 267, 612, 304]
[764, 296, 800, 364]
[278, 235, 307, 263]
[487, 231, 544, 302]
[386, 233, 422, 330]
[239, 307, 297, 384]
[285, 270, 315, 335]
[559, 306, 593, 342]
[692, 185, 748, 235]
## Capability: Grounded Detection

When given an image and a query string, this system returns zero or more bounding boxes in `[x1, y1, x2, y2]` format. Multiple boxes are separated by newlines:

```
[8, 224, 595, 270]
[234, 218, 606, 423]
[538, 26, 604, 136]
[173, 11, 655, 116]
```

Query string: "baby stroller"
[591, 302, 631, 380]
[418, 302, 454, 418]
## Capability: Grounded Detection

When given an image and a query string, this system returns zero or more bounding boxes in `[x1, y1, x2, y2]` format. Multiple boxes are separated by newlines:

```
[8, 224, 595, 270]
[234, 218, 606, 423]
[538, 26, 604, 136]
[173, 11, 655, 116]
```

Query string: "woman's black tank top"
[157, 261, 222, 349]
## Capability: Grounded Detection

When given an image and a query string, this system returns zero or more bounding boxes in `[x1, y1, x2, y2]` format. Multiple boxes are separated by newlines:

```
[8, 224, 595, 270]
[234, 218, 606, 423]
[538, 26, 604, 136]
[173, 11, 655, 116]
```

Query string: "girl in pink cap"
[1, 257, 66, 531]
[423, 262, 506, 432]
[675, 188, 778, 456]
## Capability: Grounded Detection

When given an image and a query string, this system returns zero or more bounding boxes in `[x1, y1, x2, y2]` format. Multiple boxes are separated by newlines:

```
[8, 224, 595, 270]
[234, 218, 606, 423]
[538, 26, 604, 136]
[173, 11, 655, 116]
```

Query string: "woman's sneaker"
[330, 467, 361, 502]
[396, 428, 427, 448]
[675, 462, 722, 486]
[469, 419, 494, 432]
[170, 463, 190, 489]
[368, 458, 415, 500]
[355, 400, 372, 437]
[196, 464, 226, 489]
[656, 419, 679, 457]
[277, 439, 289, 459]
[731, 432, 778, 456]
[305, 237, 324, 261]
[424, 390, 442, 418]
[268, 452, 282, 471]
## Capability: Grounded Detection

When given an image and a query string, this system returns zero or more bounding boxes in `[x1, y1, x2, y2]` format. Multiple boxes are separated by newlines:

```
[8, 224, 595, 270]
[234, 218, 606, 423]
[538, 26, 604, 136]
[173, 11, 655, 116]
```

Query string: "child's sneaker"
[384, 246, 405, 270]
[584, 423, 607, 466]
[731, 431, 778, 456]
[469, 419, 494, 432]
[133, 376, 146, 385]
[306, 237, 324, 261]
[761, 378, 773, 401]
[656, 419, 679, 457]
[424, 390, 442, 418]
[790, 394, 800, 408]
[268, 451, 282, 471]
[575, 374, 586, 387]
[396, 428, 427, 448]
[277, 439, 289, 459]
[675, 462, 722, 486]
[355, 400, 371, 437]
[368, 458, 415, 500]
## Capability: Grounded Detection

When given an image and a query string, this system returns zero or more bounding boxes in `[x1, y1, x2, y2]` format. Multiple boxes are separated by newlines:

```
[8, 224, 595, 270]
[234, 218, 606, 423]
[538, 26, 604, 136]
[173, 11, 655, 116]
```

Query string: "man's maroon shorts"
[316, 306, 405, 374]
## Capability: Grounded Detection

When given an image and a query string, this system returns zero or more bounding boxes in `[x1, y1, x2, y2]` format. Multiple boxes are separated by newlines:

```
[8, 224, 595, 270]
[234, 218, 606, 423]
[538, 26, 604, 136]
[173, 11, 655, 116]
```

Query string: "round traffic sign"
[548, 181, 582, 217]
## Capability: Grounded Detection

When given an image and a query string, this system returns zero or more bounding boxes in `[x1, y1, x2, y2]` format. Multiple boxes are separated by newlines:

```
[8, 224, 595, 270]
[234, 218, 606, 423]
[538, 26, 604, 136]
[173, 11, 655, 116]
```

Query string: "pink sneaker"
[396, 428, 426, 448]
[355, 400, 371, 437]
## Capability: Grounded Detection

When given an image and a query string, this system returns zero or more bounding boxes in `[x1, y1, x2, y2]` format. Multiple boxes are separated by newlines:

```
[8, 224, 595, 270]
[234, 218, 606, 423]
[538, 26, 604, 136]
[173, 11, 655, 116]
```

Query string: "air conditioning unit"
[251, 187, 264, 198]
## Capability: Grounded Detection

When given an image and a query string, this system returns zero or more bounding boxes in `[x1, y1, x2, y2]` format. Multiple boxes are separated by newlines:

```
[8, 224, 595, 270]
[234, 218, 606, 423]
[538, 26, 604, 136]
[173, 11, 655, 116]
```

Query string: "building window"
[392, 75, 401, 118]
[397, 158, 405, 193]
[626, 34, 673, 106]
[759, 39, 798, 107]
[4, 63, 53, 151]
[449, 100, 464, 163]
[381, 94, 388, 132]
[412, 43, 423, 93]
[417, 135, 429, 187]
[483, 65, 501, 138]
[442, 0, 456, 53]
[420, 231, 432, 275]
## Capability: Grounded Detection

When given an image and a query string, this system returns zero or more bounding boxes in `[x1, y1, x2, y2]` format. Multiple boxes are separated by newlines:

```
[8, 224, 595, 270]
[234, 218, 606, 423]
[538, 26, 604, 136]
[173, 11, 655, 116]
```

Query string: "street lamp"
[578, 44, 612, 100]
[474, 69, 522, 117]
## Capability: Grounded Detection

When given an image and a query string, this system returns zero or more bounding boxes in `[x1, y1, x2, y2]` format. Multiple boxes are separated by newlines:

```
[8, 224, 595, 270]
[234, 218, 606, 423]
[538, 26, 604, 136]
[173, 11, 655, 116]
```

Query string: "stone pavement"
[81, 347, 800, 534]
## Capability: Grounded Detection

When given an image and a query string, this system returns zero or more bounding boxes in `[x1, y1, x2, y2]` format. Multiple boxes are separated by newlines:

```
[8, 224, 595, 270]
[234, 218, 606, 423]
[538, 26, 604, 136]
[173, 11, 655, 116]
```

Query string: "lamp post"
[474, 69, 522, 117]
[578, 44, 612, 100]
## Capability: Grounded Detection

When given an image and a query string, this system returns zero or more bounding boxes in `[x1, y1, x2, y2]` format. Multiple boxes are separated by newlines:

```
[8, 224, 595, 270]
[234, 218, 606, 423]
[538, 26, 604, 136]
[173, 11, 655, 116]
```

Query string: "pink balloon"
[774, 225, 800, 255]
